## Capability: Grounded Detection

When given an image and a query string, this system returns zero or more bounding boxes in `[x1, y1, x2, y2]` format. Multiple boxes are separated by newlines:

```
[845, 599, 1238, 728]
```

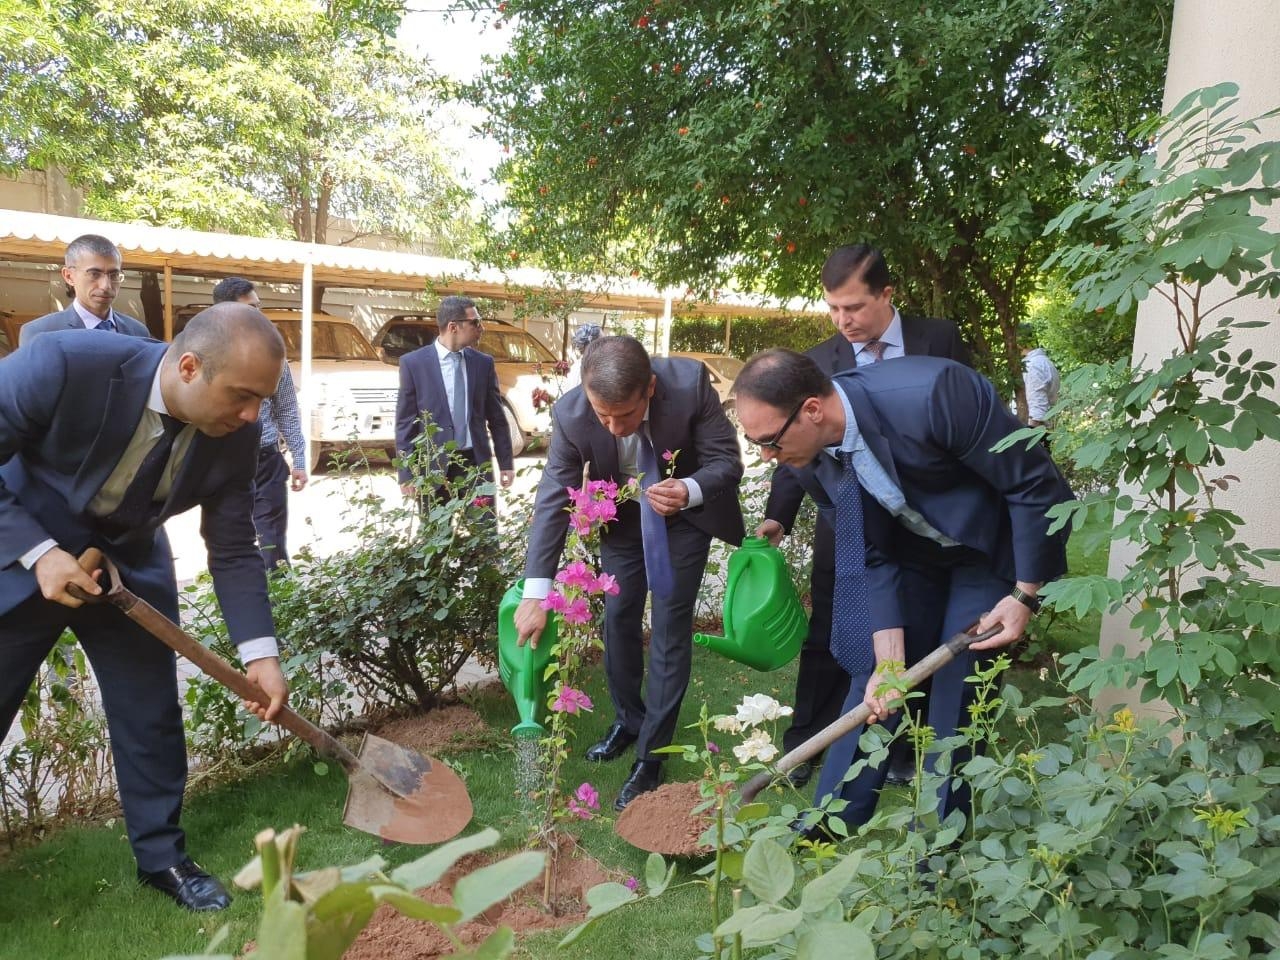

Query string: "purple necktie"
[635, 430, 674, 599]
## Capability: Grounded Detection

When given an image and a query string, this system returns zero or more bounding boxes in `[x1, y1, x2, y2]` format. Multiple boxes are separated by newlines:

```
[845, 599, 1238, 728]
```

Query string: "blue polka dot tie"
[830, 451, 873, 676]
[635, 430, 675, 599]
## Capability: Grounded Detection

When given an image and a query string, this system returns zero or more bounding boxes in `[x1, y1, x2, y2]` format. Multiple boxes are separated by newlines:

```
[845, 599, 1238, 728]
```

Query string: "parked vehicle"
[371, 314, 559, 456]
[0, 310, 35, 356]
[670, 351, 745, 426]
[176, 305, 400, 472]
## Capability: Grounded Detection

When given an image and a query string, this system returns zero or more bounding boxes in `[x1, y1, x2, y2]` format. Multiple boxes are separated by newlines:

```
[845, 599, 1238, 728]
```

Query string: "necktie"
[862, 339, 886, 364]
[829, 452, 873, 676]
[98, 316, 117, 332]
[634, 429, 675, 599]
[450, 351, 469, 448]
[103, 414, 185, 530]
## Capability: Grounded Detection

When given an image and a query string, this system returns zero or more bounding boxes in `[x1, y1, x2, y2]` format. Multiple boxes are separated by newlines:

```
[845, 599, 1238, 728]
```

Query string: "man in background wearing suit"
[0, 304, 290, 912]
[19, 234, 150, 345]
[737, 349, 1072, 836]
[761, 245, 972, 787]
[515, 336, 745, 810]
[395, 296, 514, 510]
[211, 277, 308, 570]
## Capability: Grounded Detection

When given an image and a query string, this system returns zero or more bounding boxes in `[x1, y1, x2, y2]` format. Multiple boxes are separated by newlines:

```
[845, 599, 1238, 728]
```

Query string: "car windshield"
[273, 320, 379, 361]
[475, 330, 558, 364]
[381, 323, 439, 358]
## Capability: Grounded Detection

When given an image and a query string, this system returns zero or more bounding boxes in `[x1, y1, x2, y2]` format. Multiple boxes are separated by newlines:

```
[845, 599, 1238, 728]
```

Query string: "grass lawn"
[0, 511, 1112, 959]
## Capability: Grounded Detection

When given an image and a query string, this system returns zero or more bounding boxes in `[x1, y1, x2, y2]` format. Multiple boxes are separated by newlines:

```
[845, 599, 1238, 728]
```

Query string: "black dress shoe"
[784, 761, 813, 788]
[138, 858, 231, 912]
[884, 762, 916, 787]
[614, 760, 662, 811]
[585, 723, 638, 762]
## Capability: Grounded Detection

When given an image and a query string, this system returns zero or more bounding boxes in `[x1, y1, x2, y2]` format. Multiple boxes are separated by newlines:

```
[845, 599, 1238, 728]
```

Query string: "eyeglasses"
[78, 268, 125, 284]
[746, 397, 809, 452]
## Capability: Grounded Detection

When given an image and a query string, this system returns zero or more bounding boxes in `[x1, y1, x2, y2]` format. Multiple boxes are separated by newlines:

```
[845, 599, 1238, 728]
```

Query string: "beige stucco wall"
[1096, 0, 1280, 716]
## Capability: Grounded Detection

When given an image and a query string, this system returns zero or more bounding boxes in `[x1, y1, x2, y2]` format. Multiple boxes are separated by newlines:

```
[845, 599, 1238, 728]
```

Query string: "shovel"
[615, 623, 1001, 853]
[71, 549, 473, 845]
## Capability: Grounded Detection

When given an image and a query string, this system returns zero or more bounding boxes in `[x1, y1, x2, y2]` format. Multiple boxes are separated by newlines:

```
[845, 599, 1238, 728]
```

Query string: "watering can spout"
[696, 537, 807, 672]
[497, 580, 557, 739]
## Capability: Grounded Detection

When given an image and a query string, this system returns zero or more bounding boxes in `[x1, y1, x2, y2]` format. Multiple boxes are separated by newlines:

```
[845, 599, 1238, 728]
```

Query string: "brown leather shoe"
[138, 858, 231, 912]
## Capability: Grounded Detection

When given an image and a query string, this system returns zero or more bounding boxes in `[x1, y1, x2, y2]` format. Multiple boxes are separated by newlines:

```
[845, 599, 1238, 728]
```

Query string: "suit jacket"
[0, 331, 273, 641]
[525, 357, 746, 579]
[19, 306, 150, 345]
[766, 316, 972, 530]
[395, 344, 514, 484]
[791, 357, 1073, 632]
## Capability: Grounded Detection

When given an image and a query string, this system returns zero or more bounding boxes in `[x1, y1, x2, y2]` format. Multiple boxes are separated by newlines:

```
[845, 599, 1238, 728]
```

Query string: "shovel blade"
[341, 734, 473, 845]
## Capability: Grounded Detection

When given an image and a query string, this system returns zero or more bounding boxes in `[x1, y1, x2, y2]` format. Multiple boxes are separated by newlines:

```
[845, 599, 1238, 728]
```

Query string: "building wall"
[1096, 0, 1280, 717]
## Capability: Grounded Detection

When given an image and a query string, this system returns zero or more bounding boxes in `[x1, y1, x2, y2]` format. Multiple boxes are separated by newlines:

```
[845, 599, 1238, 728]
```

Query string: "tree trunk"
[139, 271, 165, 338]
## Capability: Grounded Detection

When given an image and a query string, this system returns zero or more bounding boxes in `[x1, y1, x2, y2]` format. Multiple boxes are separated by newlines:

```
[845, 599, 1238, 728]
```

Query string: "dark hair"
[64, 234, 121, 267]
[733, 348, 833, 410]
[211, 277, 257, 304]
[169, 302, 284, 382]
[580, 335, 652, 403]
[820, 244, 894, 294]
[437, 295, 476, 331]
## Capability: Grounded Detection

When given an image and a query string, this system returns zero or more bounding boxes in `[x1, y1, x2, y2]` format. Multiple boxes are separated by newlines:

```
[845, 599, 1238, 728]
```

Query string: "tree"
[459, 0, 1171, 400]
[0, 0, 468, 251]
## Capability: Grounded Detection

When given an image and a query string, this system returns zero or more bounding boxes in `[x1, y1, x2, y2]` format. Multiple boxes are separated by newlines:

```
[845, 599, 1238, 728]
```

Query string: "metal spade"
[72, 551, 472, 845]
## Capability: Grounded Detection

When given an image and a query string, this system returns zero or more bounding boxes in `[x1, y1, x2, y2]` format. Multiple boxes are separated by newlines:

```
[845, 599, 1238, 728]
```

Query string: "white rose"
[732, 729, 778, 764]
[734, 693, 794, 726]
[713, 715, 743, 734]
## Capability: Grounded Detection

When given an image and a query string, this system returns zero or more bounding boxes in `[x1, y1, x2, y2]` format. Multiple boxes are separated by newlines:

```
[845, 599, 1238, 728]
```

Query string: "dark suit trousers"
[254, 445, 290, 570]
[0, 592, 187, 872]
[600, 508, 711, 761]
[812, 544, 1010, 831]
[781, 513, 850, 753]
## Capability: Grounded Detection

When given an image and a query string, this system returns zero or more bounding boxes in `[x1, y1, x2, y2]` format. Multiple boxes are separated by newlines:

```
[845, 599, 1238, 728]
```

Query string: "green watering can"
[694, 537, 807, 671]
[497, 579, 558, 739]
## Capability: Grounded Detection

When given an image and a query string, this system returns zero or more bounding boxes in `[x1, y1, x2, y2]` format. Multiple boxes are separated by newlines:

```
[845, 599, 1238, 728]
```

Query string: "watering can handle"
[738, 623, 1003, 803]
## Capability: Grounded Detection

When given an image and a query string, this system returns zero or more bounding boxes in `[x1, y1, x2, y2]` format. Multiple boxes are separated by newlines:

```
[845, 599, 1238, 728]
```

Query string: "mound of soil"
[343, 838, 612, 960]
[614, 780, 714, 856]
[374, 703, 497, 755]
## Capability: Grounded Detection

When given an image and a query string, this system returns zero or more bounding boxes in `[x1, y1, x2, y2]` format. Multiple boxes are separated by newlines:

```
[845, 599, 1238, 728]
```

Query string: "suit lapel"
[423, 348, 454, 432]
[837, 376, 902, 490]
[71, 343, 165, 512]
[900, 315, 927, 356]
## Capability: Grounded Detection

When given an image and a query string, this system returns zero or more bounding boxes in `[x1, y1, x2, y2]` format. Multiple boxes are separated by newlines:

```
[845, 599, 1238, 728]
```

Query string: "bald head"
[169, 302, 285, 381]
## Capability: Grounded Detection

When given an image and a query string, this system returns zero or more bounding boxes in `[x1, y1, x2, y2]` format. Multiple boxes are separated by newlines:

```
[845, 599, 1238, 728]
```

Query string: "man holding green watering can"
[514, 336, 744, 811]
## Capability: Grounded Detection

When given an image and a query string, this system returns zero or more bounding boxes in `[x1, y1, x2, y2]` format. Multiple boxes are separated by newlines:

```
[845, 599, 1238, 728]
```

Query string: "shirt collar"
[147, 357, 173, 417]
[72, 299, 114, 330]
[849, 307, 902, 352]
[434, 338, 462, 361]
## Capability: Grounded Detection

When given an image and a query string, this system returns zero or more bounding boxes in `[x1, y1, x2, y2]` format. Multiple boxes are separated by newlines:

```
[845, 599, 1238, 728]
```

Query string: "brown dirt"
[342, 837, 613, 960]
[614, 780, 714, 856]
[373, 703, 498, 755]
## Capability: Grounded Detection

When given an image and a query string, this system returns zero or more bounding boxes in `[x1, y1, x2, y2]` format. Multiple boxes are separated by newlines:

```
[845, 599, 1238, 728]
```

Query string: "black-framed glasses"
[746, 397, 808, 452]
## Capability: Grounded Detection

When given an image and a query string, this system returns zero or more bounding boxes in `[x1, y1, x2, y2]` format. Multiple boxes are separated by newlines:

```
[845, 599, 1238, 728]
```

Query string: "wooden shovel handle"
[71, 550, 361, 771]
[738, 624, 1002, 803]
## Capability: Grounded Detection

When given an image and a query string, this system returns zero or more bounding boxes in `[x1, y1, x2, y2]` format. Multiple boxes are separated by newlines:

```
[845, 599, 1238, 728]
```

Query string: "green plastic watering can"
[694, 537, 807, 671]
[497, 579, 558, 739]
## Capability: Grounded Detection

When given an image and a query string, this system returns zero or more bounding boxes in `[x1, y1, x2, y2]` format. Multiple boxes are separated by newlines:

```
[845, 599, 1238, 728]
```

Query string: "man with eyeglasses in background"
[20, 234, 150, 345]
[395, 296, 515, 512]
[211, 277, 308, 570]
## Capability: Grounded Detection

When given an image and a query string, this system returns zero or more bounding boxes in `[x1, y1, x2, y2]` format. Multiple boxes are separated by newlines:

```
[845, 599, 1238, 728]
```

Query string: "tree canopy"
[460, 0, 1172, 392]
[0, 0, 468, 249]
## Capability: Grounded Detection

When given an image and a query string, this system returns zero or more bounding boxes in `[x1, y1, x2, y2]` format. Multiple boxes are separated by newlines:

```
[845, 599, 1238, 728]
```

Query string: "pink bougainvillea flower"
[662, 449, 675, 462]
[624, 876, 640, 892]
[555, 560, 597, 590]
[587, 479, 620, 500]
[562, 597, 592, 624]
[551, 686, 594, 715]
[575, 782, 600, 810]
[569, 510, 593, 535]
[593, 572, 621, 596]
[540, 590, 568, 613]
[593, 497, 617, 522]
[471, 495, 493, 508]
[707, 741, 720, 754]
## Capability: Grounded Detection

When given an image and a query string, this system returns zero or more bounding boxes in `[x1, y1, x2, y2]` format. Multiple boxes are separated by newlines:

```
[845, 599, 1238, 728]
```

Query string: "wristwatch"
[1010, 586, 1042, 615]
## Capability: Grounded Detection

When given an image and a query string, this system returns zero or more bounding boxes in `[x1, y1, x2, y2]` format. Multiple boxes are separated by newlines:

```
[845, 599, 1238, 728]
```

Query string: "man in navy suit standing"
[395, 296, 514, 508]
[735, 348, 1072, 836]
[761, 245, 973, 787]
[19, 234, 150, 345]
[0, 304, 290, 912]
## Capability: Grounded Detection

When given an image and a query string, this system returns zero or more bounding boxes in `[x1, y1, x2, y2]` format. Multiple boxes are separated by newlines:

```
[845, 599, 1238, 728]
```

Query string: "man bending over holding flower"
[515, 336, 744, 810]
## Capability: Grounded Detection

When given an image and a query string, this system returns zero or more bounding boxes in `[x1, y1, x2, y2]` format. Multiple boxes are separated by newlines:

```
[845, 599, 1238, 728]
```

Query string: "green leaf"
[255, 893, 308, 960]
[796, 922, 875, 960]
[372, 886, 463, 924]
[390, 828, 501, 890]
[742, 838, 795, 903]
[583, 881, 640, 919]
[453, 852, 546, 923]
[799, 850, 862, 914]
[644, 852, 674, 896]
[715, 904, 803, 944]
[461, 925, 516, 959]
